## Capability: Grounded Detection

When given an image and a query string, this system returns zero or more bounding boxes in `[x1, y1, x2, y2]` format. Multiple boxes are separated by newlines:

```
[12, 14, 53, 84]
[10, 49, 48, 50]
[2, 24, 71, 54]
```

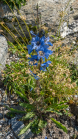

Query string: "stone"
[0, 0, 78, 42]
[0, 119, 5, 125]
[0, 124, 2, 129]
[0, 113, 3, 119]
[0, 35, 8, 75]
[11, 117, 34, 139]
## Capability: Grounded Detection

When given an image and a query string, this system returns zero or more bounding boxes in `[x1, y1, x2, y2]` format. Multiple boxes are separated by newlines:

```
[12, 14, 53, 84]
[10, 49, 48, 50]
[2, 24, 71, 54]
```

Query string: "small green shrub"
[3, 40, 77, 135]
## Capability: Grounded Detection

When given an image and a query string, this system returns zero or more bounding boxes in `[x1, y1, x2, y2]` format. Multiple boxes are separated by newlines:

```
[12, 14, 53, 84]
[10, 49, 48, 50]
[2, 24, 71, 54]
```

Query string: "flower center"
[39, 51, 44, 56]
[36, 41, 40, 46]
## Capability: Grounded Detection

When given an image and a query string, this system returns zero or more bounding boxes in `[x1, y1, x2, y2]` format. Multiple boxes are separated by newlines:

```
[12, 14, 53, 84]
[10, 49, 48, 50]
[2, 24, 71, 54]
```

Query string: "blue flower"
[37, 49, 53, 62]
[28, 55, 38, 66]
[27, 31, 53, 54]
[27, 30, 53, 79]
[29, 70, 40, 80]
[45, 36, 53, 46]
[40, 61, 51, 71]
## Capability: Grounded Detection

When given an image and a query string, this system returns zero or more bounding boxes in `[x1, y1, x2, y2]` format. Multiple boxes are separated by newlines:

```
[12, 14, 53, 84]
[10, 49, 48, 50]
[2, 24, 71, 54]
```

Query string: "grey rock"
[60, 21, 78, 38]
[11, 117, 33, 139]
[0, 113, 3, 119]
[5, 132, 17, 139]
[0, 0, 78, 42]
[0, 102, 8, 106]
[0, 132, 3, 136]
[0, 119, 5, 125]
[7, 119, 11, 126]
[0, 35, 8, 75]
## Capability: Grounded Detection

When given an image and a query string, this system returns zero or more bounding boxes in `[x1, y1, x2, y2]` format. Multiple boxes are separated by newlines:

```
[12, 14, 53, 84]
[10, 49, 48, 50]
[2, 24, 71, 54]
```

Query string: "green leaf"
[46, 104, 68, 111]
[38, 120, 47, 129]
[16, 0, 19, 3]
[15, 90, 29, 103]
[51, 118, 68, 133]
[36, 97, 42, 102]
[46, 108, 62, 115]
[18, 120, 34, 136]
[19, 103, 35, 110]
[9, 86, 11, 91]
[22, 112, 35, 120]
[6, 106, 26, 114]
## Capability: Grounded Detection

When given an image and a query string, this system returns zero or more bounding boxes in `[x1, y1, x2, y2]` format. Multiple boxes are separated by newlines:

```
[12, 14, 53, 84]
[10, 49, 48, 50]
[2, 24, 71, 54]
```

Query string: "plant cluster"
[1, 1, 78, 138]
[3, 32, 77, 136]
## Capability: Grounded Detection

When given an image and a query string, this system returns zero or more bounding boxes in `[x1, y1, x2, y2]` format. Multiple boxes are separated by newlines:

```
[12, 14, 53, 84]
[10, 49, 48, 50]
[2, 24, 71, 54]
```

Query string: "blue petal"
[40, 66, 47, 71]
[30, 55, 38, 60]
[45, 136, 47, 139]
[47, 42, 53, 46]
[30, 31, 36, 36]
[29, 70, 40, 80]
[30, 88, 33, 91]
[45, 36, 50, 42]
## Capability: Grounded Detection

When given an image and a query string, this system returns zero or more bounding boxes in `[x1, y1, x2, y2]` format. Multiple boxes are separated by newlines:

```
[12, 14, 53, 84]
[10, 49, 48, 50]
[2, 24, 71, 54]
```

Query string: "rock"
[0, 0, 78, 42]
[11, 117, 34, 139]
[0, 113, 3, 119]
[60, 21, 78, 38]
[0, 119, 5, 125]
[5, 130, 17, 139]
[0, 124, 2, 129]
[0, 35, 8, 75]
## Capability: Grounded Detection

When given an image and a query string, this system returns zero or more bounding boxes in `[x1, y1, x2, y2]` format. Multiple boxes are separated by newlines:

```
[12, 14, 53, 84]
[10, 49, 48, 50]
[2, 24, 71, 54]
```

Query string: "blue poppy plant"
[27, 30, 53, 80]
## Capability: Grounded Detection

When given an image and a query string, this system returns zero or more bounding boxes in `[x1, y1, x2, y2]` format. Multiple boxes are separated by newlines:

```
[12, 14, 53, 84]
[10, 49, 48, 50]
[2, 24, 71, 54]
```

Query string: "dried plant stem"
[11, 0, 32, 41]
[12, 23, 27, 45]
[4, 0, 28, 43]
[57, 0, 72, 36]
[1, 32, 25, 56]
[1, 23, 27, 54]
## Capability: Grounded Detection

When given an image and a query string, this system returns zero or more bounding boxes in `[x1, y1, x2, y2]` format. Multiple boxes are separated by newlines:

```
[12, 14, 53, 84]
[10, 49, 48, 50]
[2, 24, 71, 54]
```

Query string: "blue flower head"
[27, 30, 53, 80]
[27, 30, 53, 55]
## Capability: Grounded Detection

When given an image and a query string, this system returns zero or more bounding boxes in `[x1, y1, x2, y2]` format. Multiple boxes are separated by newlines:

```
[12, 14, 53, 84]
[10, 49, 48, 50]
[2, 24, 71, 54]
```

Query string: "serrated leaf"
[51, 118, 68, 133]
[22, 112, 35, 120]
[18, 120, 34, 136]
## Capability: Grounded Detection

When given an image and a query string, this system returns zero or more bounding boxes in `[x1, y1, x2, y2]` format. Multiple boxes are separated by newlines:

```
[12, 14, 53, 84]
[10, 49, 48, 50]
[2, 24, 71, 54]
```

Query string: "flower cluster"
[27, 30, 53, 79]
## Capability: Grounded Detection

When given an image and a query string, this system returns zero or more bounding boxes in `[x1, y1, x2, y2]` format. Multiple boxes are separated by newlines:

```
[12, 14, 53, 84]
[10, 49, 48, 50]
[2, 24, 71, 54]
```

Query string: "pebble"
[0, 119, 5, 125]
[0, 133, 3, 136]
[8, 120, 11, 126]
[0, 124, 2, 129]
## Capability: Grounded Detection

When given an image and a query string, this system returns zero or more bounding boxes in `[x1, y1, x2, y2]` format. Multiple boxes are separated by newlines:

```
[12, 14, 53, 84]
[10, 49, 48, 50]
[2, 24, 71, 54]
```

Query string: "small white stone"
[0, 124, 2, 129]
